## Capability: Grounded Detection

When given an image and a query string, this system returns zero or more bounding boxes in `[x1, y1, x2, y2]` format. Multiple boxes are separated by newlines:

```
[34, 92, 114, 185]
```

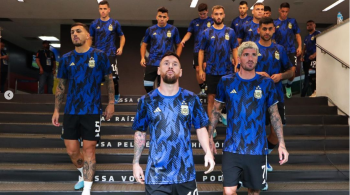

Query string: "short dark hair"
[161, 52, 180, 63]
[71, 22, 89, 32]
[259, 17, 274, 27]
[264, 6, 271, 12]
[254, 2, 264, 8]
[98, 0, 109, 7]
[158, 7, 168, 14]
[280, 2, 290, 8]
[198, 3, 208, 12]
[307, 20, 315, 24]
[239, 1, 248, 6]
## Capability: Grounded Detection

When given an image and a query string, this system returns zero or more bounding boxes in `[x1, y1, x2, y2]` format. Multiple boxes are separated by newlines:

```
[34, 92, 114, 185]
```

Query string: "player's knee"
[195, 66, 200, 73]
[66, 149, 80, 158]
[224, 187, 237, 195]
[247, 189, 260, 194]
[144, 80, 154, 93]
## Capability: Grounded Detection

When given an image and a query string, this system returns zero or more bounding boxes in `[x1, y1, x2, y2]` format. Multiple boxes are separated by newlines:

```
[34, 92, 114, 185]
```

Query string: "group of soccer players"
[49, 0, 321, 194]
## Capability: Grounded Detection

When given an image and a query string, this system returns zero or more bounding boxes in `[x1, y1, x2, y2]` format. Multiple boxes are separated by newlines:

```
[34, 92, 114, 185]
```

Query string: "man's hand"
[116, 48, 123, 56]
[104, 104, 114, 120]
[181, 41, 186, 47]
[39, 68, 44, 75]
[296, 47, 302, 57]
[204, 151, 215, 174]
[199, 70, 206, 81]
[209, 138, 217, 155]
[271, 73, 282, 83]
[52, 111, 60, 127]
[309, 54, 316, 60]
[133, 163, 145, 184]
[278, 144, 289, 165]
[256, 72, 270, 78]
[140, 58, 146, 67]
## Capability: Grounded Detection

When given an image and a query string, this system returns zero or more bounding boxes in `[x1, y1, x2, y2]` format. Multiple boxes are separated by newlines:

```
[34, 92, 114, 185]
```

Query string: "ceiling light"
[97, 0, 103, 3]
[322, 0, 344, 11]
[38, 36, 59, 41]
[18, 0, 24, 2]
[50, 44, 61, 48]
[250, 0, 264, 10]
[190, 0, 198, 8]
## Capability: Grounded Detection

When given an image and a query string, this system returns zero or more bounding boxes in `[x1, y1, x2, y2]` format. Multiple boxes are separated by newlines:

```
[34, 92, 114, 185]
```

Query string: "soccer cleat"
[262, 183, 268, 191]
[114, 94, 120, 105]
[213, 129, 217, 138]
[285, 86, 292, 98]
[237, 181, 244, 190]
[267, 162, 273, 172]
[221, 113, 227, 126]
[74, 176, 84, 190]
[82, 190, 91, 195]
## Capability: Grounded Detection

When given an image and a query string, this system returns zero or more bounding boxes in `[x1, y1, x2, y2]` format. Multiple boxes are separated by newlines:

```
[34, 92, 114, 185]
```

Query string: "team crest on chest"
[311, 36, 315, 41]
[236, 23, 238, 26]
[167, 30, 172, 38]
[196, 24, 199, 26]
[254, 86, 262, 99]
[108, 24, 113, 31]
[275, 51, 280, 60]
[89, 57, 95, 68]
[225, 33, 229, 40]
[181, 101, 189, 116]
[97, 26, 100, 29]
[288, 22, 292, 29]
[207, 22, 211, 28]
[276, 26, 280, 29]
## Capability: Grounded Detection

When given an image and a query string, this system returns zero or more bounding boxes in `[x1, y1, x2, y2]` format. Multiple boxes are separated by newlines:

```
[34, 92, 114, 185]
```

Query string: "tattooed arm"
[268, 104, 289, 165]
[52, 79, 66, 126]
[104, 73, 115, 120]
[133, 130, 146, 184]
[208, 101, 223, 155]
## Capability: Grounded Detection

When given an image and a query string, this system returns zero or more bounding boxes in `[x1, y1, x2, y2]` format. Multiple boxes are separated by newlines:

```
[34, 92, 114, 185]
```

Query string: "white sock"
[77, 167, 83, 176]
[83, 181, 93, 193]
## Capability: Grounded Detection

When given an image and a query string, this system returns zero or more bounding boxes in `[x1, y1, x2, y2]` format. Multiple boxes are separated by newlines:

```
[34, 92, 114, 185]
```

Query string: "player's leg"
[144, 66, 158, 93]
[109, 56, 120, 104]
[301, 61, 311, 97]
[194, 53, 206, 96]
[285, 54, 297, 98]
[242, 154, 266, 193]
[80, 114, 100, 195]
[38, 72, 47, 94]
[47, 72, 54, 94]
[222, 152, 243, 195]
[62, 114, 84, 190]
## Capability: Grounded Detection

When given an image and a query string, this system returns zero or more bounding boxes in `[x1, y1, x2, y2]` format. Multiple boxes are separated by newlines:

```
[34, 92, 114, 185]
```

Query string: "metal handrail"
[316, 44, 349, 69]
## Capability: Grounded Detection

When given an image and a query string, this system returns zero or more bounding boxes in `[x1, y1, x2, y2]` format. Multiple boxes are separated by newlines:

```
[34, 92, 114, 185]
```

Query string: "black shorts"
[266, 102, 286, 126]
[206, 74, 224, 94]
[222, 152, 267, 190]
[144, 65, 159, 82]
[193, 53, 206, 68]
[145, 180, 198, 195]
[108, 56, 119, 80]
[287, 53, 297, 67]
[62, 114, 101, 142]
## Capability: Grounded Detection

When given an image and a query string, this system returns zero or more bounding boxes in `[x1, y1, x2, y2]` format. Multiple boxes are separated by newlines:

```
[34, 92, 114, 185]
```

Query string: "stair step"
[0, 112, 347, 124]
[0, 148, 348, 165]
[0, 123, 348, 136]
[0, 163, 347, 183]
[0, 181, 348, 194]
[0, 134, 347, 150]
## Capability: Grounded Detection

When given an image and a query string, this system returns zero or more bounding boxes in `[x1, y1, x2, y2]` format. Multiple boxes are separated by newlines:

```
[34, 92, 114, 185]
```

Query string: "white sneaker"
[221, 113, 227, 126]
[198, 90, 207, 97]
[309, 91, 316, 97]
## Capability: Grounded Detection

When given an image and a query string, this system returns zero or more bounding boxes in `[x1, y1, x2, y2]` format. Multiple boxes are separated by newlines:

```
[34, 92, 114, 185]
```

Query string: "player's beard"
[73, 40, 86, 47]
[241, 61, 256, 71]
[162, 71, 179, 84]
[261, 34, 272, 41]
[214, 18, 224, 25]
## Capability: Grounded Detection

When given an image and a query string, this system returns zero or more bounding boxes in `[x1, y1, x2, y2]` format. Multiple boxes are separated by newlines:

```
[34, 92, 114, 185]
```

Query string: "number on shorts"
[261, 165, 266, 184]
[187, 188, 198, 195]
[95, 121, 100, 133]
[112, 64, 118, 75]
[294, 56, 297, 66]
